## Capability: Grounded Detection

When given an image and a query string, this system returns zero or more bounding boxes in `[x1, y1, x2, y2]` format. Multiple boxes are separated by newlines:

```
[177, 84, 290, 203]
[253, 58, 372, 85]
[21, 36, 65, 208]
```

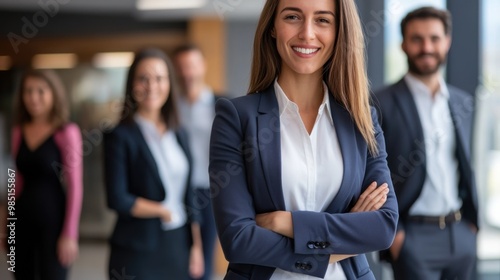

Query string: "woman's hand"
[189, 244, 204, 279]
[350, 182, 389, 212]
[189, 223, 204, 279]
[57, 236, 79, 267]
[256, 211, 294, 238]
[159, 207, 172, 223]
[389, 230, 405, 261]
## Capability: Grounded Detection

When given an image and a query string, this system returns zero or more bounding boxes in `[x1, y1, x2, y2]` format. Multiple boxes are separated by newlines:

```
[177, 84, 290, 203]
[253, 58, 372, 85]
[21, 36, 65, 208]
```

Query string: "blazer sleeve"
[104, 126, 136, 215]
[54, 123, 83, 240]
[209, 99, 330, 278]
[291, 107, 399, 255]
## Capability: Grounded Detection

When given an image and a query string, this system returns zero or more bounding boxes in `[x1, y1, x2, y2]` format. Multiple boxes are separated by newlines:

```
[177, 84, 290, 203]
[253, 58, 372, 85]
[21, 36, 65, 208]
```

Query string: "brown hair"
[14, 69, 69, 127]
[248, 0, 377, 154]
[172, 43, 204, 57]
[120, 47, 180, 129]
[401, 6, 452, 38]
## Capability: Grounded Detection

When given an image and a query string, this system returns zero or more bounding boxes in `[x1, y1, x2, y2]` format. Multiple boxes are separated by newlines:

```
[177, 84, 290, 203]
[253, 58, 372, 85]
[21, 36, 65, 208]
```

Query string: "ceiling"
[0, 0, 267, 20]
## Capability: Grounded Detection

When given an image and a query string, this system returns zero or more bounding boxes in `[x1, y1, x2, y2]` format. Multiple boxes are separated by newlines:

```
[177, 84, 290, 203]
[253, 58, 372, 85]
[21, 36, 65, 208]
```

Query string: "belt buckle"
[439, 216, 446, 229]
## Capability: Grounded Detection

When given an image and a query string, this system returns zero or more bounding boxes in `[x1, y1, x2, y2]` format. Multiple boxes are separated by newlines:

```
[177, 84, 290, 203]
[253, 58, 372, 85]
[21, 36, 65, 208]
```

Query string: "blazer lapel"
[324, 97, 358, 213]
[131, 122, 164, 189]
[392, 78, 425, 146]
[256, 87, 286, 210]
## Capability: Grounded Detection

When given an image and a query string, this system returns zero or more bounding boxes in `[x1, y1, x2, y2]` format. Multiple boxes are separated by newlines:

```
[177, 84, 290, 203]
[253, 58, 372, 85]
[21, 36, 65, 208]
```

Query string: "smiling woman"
[104, 48, 204, 280]
[209, 0, 398, 279]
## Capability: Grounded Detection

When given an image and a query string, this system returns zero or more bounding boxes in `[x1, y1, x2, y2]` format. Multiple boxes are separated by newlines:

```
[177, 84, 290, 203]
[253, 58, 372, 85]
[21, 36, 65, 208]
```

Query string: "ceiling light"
[0, 56, 12, 71]
[92, 52, 134, 68]
[137, 0, 207, 10]
[32, 53, 78, 69]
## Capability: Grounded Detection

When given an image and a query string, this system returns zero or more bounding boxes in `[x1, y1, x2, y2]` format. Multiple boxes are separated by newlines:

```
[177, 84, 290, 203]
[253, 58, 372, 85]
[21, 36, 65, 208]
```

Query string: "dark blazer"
[373, 78, 478, 235]
[209, 86, 399, 280]
[104, 121, 199, 252]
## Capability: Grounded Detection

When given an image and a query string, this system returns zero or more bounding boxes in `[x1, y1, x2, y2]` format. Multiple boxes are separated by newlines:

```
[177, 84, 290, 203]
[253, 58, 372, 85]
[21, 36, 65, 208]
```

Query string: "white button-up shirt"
[134, 114, 189, 230]
[178, 88, 215, 189]
[405, 74, 462, 216]
[270, 80, 346, 280]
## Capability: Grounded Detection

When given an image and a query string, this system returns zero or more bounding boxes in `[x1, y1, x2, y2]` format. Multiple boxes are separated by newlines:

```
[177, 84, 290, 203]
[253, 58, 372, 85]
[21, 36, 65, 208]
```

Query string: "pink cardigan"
[11, 123, 83, 240]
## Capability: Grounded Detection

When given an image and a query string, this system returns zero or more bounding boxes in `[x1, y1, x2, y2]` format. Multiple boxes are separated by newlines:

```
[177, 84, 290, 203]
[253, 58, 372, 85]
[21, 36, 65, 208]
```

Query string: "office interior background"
[0, 0, 498, 279]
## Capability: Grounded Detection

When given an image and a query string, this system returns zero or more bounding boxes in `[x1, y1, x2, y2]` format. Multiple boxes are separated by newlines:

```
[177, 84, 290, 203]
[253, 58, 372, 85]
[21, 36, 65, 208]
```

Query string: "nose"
[421, 38, 433, 53]
[142, 77, 158, 91]
[298, 19, 315, 41]
[25, 90, 38, 103]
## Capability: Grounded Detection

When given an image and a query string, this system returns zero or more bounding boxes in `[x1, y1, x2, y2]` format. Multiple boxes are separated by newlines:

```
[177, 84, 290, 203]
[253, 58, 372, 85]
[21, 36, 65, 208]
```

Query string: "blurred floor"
[0, 239, 224, 280]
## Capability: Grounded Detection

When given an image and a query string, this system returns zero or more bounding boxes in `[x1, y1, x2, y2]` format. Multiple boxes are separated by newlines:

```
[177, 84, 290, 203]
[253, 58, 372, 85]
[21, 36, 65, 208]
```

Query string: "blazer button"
[307, 242, 315, 249]
[295, 261, 312, 270]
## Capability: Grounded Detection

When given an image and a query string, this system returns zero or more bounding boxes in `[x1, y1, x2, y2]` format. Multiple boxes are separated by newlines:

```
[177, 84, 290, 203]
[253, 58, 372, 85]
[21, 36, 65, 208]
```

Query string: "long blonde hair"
[248, 0, 377, 154]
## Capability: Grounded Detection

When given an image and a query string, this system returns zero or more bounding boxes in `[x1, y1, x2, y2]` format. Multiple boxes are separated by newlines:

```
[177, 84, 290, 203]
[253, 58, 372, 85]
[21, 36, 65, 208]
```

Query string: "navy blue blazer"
[373, 78, 478, 232]
[209, 86, 399, 280]
[104, 121, 199, 252]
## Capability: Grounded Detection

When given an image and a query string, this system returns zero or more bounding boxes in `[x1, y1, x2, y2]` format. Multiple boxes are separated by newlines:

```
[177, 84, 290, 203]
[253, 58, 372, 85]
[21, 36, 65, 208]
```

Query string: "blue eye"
[284, 14, 299, 20]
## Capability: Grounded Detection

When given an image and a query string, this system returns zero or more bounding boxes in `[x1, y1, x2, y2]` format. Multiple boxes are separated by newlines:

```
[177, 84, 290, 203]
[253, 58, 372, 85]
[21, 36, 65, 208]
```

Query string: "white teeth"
[293, 47, 319, 54]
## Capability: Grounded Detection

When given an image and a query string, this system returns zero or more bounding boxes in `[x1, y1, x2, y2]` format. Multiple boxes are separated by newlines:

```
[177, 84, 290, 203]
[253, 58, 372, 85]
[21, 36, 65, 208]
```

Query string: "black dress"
[14, 135, 67, 280]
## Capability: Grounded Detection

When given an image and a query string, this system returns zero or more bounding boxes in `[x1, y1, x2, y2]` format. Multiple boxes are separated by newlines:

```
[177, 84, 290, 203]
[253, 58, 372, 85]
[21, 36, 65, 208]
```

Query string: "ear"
[444, 34, 452, 52]
[271, 27, 276, 38]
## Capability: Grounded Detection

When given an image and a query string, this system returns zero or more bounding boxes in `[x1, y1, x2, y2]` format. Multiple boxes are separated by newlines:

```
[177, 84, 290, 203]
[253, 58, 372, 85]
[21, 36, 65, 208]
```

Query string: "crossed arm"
[209, 99, 398, 277]
[255, 181, 390, 263]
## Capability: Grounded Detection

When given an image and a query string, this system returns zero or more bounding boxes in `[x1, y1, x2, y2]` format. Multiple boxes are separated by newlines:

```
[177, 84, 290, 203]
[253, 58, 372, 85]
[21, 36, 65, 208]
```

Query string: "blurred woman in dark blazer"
[104, 48, 203, 280]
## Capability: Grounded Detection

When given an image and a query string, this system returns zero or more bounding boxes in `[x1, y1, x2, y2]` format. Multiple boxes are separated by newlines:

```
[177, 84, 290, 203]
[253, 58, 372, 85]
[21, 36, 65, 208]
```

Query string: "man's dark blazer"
[209, 85, 399, 280]
[104, 121, 199, 252]
[373, 78, 479, 255]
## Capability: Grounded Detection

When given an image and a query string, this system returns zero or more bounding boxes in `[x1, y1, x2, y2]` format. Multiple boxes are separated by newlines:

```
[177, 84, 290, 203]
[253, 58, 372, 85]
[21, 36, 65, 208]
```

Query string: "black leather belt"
[407, 211, 462, 229]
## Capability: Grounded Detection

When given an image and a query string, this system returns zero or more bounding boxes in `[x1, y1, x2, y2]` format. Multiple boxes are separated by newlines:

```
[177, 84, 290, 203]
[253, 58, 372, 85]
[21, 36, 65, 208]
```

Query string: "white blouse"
[134, 114, 189, 231]
[270, 80, 347, 280]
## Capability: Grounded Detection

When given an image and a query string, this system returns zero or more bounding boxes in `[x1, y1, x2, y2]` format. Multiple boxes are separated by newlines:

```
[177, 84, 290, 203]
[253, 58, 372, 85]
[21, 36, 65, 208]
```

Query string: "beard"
[407, 52, 447, 76]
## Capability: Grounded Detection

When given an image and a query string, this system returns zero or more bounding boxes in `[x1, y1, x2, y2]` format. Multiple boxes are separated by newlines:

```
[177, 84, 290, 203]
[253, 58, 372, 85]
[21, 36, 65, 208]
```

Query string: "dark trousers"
[14, 226, 68, 280]
[14, 195, 67, 280]
[109, 225, 191, 280]
[392, 219, 477, 280]
[192, 188, 217, 280]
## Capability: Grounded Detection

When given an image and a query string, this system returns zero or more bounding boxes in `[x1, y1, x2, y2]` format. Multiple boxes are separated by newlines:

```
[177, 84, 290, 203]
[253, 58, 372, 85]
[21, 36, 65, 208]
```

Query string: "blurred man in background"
[174, 44, 220, 280]
[374, 6, 478, 280]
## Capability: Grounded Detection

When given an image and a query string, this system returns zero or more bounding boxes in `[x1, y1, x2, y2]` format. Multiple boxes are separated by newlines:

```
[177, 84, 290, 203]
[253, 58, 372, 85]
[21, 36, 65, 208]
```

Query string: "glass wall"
[475, 0, 500, 264]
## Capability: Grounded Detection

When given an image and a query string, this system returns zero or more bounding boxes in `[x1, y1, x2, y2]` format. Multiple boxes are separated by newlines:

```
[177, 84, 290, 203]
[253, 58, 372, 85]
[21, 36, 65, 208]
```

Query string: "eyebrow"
[280, 7, 335, 17]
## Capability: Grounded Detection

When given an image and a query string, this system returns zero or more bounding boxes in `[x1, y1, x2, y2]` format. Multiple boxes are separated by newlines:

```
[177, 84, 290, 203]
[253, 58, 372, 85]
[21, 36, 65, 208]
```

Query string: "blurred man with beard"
[374, 7, 478, 280]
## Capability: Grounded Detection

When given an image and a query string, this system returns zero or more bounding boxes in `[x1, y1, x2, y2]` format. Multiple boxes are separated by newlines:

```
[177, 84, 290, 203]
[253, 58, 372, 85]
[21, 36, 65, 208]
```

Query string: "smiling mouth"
[293, 47, 320, 55]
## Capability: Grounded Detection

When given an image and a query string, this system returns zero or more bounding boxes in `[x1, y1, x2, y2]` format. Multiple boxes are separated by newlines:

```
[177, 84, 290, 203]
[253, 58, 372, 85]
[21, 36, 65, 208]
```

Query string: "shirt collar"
[404, 73, 450, 100]
[179, 87, 214, 107]
[134, 113, 159, 137]
[273, 79, 333, 125]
